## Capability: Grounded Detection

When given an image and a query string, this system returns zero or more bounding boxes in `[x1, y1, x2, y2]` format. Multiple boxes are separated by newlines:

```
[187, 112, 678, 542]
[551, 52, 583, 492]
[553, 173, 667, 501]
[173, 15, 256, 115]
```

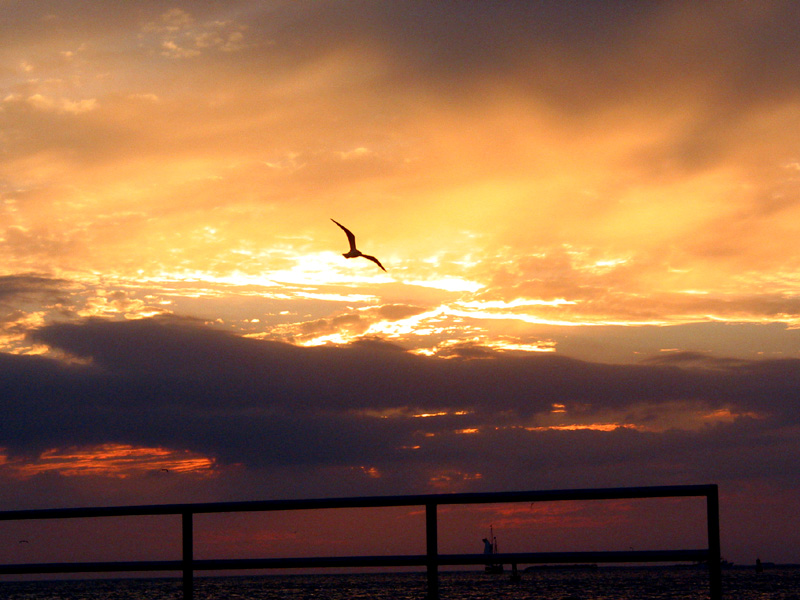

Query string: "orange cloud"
[1, 444, 217, 479]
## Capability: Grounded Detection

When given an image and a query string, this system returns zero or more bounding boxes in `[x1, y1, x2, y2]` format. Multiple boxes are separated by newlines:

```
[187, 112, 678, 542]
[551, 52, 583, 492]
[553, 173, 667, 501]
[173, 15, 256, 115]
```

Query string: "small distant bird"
[18, 540, 29, 544]
[160, 468, 169, 473]
[331, 219, 386, 272]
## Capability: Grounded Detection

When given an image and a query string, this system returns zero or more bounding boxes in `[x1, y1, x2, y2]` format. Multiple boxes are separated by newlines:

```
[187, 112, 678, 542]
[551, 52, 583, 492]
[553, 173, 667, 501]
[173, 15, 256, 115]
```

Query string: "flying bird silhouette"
[331, 219, 386, 271]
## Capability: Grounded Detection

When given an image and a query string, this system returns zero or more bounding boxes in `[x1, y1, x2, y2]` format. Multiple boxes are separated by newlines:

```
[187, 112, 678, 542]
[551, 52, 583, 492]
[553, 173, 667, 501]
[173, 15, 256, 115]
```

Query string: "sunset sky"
[2, 1, 800, 572]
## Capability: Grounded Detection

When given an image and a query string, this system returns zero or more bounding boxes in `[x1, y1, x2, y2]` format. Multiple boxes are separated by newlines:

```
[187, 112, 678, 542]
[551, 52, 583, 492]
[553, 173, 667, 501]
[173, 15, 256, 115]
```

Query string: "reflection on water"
[1, 567, 799, 600]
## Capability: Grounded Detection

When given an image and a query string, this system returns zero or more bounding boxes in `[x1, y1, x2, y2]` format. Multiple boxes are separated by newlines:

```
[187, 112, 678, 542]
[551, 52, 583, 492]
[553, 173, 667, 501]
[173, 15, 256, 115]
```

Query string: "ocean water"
[1, 567, 799, 600]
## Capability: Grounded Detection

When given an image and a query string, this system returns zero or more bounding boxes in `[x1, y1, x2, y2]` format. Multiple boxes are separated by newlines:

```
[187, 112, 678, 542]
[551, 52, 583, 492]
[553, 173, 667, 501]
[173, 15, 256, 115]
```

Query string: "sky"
[1, 0, 800, 572]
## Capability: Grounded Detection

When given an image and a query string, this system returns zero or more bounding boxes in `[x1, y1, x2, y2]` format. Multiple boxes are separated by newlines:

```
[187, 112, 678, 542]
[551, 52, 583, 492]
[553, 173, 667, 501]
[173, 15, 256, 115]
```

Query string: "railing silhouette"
[0, 484, 721, 600]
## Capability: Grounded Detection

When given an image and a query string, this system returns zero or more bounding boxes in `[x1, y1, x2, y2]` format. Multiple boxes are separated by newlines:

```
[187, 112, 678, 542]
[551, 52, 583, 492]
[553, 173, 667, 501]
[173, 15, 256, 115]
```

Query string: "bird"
[331, 219, 386, 271]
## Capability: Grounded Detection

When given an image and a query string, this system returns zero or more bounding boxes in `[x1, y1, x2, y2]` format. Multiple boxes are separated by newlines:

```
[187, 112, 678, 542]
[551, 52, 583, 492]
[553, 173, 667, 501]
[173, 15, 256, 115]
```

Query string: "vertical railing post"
[182, 510, 194, 600]
[706, 485, 722, 600]
[425, 502, 439, 600]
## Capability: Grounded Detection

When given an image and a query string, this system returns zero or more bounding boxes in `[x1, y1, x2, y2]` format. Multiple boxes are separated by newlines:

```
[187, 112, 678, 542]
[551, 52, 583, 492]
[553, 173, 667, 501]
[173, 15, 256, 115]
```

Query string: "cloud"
[0, 316, 792, 491]
[0, 274, 69, 303]
[140, 7, 249, 59]
[1, 315, 798, 561]
[2, 2, 800, 566]
[25, 93, 98, 114]
[23, 317, 800, 419]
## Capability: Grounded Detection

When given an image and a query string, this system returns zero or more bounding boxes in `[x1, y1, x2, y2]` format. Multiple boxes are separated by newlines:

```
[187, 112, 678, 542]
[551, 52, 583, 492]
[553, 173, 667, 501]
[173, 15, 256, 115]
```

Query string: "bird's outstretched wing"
[361, 254, 386, 272]
[331, 218, 357, 252]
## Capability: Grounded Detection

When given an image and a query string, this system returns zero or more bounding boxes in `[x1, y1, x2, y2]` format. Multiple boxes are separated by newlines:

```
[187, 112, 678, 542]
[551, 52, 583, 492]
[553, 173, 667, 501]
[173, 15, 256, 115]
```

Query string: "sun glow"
[1, 444, 218, 479]
[528, 402, 769, 434]
[483, 339, 557, 353]
[402, 277, 484, 293]
[297, 332, 354, 346]
[352, 408, 473, 420]
[525, 423, 640, 432]
[456, 298, 576, 309]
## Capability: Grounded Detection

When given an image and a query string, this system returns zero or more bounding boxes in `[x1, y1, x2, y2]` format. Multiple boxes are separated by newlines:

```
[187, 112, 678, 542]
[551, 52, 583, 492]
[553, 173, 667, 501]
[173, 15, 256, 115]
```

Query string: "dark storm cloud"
[1, 317, 797, 482]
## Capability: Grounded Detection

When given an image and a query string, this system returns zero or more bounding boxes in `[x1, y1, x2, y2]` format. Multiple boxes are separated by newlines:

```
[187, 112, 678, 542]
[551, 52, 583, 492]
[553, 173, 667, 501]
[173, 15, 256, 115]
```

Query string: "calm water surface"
[2, 568, 799, 600]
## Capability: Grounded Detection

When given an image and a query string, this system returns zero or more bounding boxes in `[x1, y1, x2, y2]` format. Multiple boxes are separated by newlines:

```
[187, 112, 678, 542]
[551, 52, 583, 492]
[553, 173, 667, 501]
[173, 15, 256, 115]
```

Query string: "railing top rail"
[0, 484, 716, 522]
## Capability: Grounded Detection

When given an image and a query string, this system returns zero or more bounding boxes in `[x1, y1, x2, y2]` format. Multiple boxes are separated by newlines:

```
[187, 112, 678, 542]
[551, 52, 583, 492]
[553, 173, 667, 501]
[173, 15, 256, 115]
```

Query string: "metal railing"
[0, 484, 722, 599]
